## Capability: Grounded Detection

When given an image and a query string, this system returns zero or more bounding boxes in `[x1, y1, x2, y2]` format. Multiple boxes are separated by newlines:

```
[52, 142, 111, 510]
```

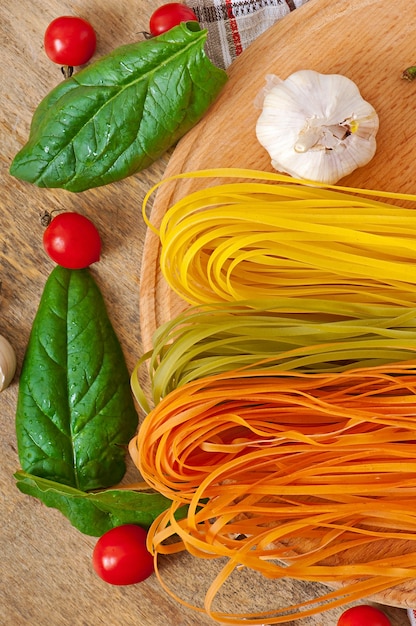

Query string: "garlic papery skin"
[255, 70, 379, 185]
[0, 334, 17, 391]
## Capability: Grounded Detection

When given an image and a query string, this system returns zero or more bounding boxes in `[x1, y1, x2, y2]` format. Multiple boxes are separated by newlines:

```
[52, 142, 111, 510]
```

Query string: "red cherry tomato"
[337, 605, 392, 626]
[149, 3, 198, 36]
[44, 16, 96, 67]
[92, 525, 154, 586]
[43, 212, 101, 269]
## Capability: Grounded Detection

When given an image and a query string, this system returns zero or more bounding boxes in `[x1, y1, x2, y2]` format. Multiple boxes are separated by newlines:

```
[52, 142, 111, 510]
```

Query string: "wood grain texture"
[0, 0, 411, 624]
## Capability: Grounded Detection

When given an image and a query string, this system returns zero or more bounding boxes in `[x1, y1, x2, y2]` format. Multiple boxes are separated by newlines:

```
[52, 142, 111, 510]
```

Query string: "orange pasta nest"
[129, 362, 416, 624]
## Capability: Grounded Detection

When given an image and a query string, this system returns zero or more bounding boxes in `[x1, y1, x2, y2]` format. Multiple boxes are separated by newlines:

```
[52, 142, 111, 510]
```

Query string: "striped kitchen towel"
[185, 0, 310, 69]
[409, 608, 416, 625]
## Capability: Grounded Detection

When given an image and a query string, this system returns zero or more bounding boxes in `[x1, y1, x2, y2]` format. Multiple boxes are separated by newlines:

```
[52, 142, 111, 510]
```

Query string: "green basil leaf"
[15, 266, 138, 491]
[15, 471, 171, 536]
[9, 23, 228, 192]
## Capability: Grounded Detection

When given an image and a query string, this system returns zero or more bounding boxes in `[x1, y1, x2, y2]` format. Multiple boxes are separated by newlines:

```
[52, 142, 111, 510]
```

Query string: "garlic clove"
[255, 70, 379, 185]
[0, 334, 17, 391]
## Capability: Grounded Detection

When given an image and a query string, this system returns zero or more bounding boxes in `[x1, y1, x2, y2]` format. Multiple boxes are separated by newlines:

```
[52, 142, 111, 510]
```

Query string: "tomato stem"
[39, 208, 63, 228]
[61, 65, 74, 79]
[402, 65, 416, 81]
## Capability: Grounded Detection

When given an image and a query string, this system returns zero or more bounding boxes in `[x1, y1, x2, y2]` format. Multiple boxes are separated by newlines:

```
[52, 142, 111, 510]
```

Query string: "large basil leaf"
[9, 23, 228, 192]
[15, 266, 138, 491]
[15, 472, 171, 536]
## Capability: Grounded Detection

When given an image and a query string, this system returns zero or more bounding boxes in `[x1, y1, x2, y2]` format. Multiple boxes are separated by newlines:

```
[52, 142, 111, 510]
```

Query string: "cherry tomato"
[149, 3, 198, 36]
[43, 212, 101, 269]
[337, 605, 392, 626]
[44, 16, 96, 67]
[92, 525, 154, 586]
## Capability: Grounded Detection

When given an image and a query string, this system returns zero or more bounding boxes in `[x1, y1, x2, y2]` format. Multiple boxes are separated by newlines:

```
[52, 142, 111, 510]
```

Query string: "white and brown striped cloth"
[184, 0, 309, 69]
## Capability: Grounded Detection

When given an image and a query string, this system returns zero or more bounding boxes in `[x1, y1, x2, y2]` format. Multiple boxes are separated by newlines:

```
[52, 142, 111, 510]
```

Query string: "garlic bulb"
[0, 334, 17, 391]
[255, 70, 379, 185]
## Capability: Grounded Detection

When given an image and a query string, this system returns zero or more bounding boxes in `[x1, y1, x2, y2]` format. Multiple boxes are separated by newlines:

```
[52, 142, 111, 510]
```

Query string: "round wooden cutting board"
[140, 0, 416, 351]
[139, 0, 416, 609]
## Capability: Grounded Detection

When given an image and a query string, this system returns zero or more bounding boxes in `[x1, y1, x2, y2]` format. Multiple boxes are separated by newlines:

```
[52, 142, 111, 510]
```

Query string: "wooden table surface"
[0, 0, 411, 624]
